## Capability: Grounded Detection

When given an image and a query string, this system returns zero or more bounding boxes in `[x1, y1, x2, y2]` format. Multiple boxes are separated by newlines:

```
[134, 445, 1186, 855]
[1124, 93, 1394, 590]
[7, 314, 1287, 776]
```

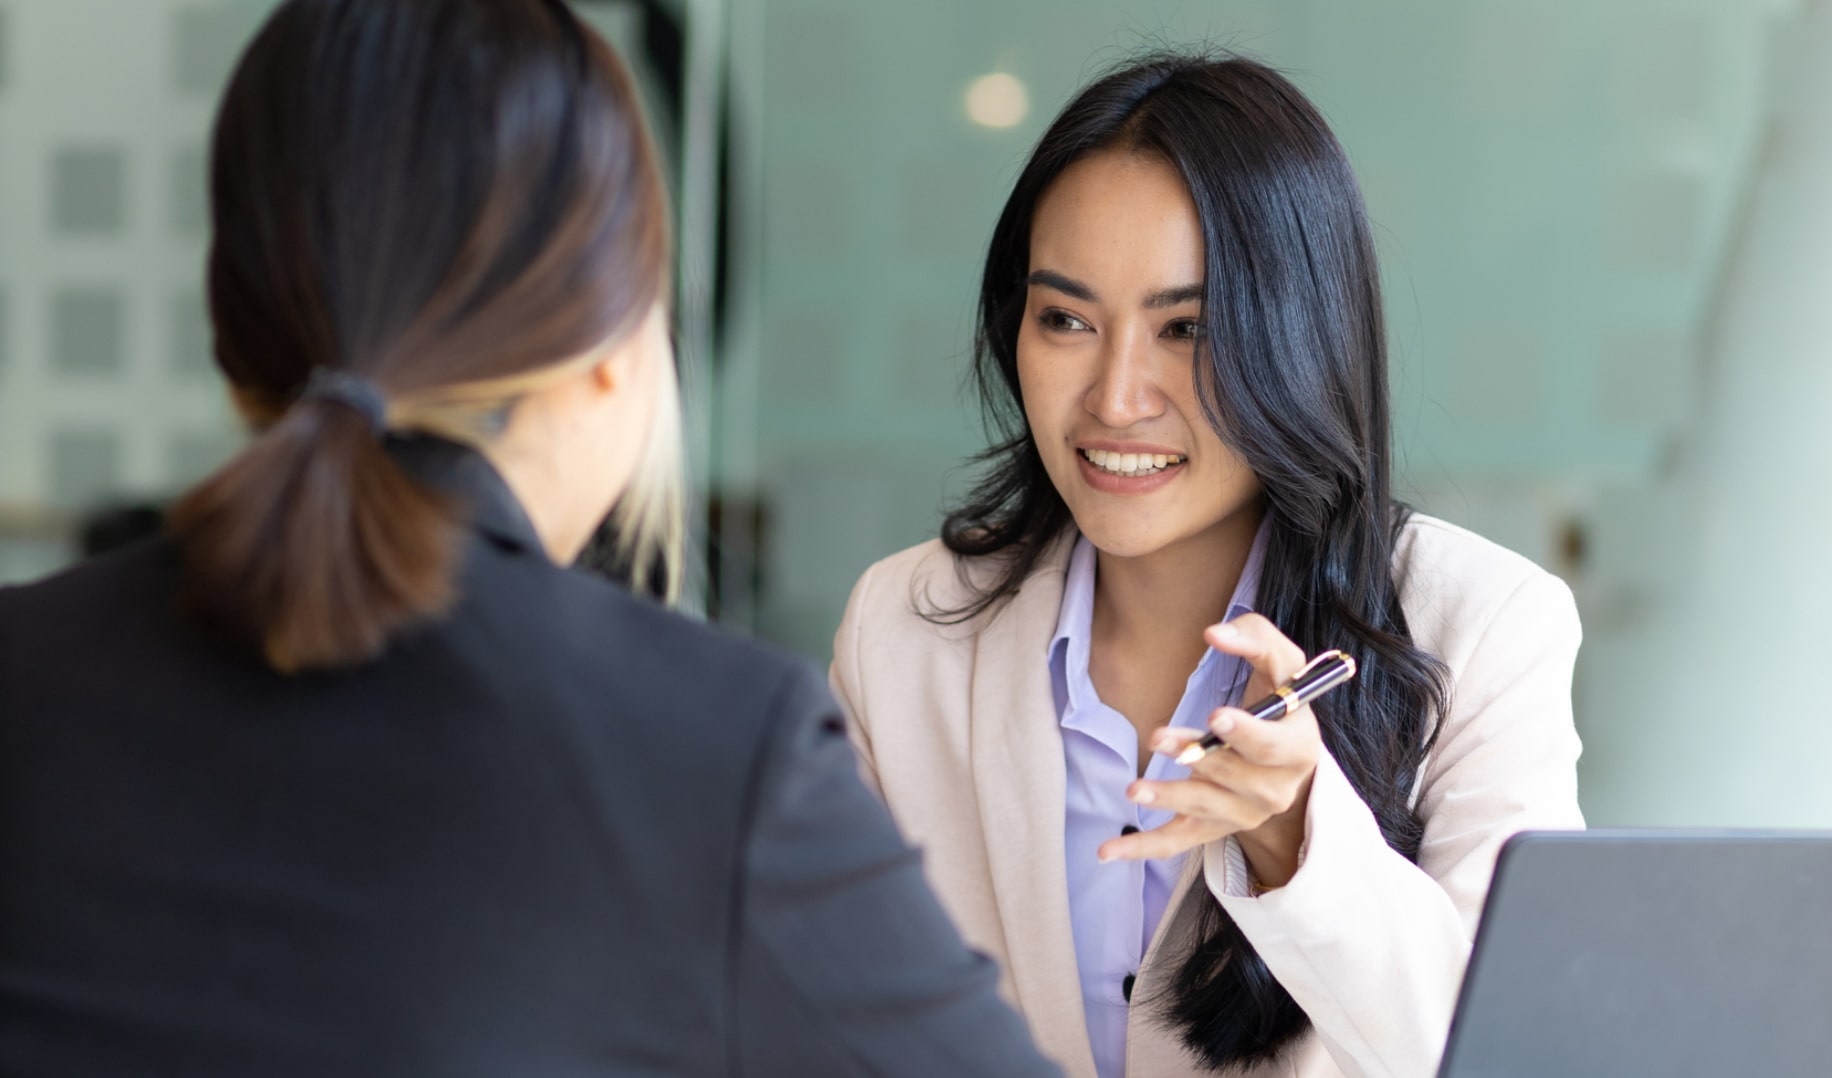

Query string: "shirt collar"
[1047, 515, 1273, 691]
[385, 434, 546, 556]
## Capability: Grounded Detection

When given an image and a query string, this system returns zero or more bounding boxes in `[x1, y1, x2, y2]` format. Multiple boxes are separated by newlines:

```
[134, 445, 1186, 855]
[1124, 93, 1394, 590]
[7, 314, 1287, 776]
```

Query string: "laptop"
[1437, 830, 1832, 1078]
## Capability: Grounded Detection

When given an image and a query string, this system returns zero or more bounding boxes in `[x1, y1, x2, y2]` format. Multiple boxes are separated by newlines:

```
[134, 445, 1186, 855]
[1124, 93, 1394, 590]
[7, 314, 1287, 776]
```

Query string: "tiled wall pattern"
[0, 0, 271, 582]
[50, 146, 126, 235]
[0, 0, 676, 585]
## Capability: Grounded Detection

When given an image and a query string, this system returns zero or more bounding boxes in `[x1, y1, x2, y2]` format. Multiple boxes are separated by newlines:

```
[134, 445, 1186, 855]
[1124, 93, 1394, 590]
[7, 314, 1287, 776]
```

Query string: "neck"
[481, 441, 605, 566]
[1090, 502, 1267, 656]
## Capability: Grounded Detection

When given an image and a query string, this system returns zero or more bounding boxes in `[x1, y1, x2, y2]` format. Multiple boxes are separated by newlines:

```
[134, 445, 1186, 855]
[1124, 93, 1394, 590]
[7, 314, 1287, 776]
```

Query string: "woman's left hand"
[1096, 613, 1323, 889]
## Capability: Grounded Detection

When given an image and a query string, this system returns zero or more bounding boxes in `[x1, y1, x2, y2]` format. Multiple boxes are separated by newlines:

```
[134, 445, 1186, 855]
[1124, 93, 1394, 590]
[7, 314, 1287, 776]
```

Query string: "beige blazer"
[830, 514, 1584, 1078]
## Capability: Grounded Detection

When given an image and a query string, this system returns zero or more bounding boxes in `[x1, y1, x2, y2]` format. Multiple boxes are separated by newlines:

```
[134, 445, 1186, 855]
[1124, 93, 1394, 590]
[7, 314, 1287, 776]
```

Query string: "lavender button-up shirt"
[1047, 522, 1268, 1078]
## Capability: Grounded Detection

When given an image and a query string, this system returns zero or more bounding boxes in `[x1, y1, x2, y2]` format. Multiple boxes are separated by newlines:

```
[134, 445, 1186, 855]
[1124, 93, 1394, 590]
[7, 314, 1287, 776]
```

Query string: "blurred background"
[0, 0, 1826, 828]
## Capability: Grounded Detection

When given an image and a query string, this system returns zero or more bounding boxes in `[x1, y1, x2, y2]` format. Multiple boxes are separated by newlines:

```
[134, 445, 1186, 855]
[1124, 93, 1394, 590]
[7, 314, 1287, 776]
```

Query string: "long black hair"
[935, 52, 1450, 1070]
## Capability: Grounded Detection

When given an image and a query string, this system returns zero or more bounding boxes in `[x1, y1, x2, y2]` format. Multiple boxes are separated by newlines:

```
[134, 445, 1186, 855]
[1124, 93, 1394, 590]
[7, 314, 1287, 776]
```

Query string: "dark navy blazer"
[0, 440, 1057, 1077]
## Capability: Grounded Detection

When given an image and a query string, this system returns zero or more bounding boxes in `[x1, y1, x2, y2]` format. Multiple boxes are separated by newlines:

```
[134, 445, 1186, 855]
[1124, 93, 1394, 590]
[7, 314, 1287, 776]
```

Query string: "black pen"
[1174, 649, 1358, 765]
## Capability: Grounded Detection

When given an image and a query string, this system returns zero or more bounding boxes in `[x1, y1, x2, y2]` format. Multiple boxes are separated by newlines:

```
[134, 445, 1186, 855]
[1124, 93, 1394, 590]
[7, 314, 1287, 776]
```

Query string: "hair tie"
[299, 367, 388, 435]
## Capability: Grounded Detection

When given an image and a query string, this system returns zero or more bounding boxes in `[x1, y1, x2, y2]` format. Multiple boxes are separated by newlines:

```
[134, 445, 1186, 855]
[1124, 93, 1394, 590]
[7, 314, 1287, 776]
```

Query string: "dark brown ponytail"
[173, 0, 671, 674]
[169, 400, 460, 674]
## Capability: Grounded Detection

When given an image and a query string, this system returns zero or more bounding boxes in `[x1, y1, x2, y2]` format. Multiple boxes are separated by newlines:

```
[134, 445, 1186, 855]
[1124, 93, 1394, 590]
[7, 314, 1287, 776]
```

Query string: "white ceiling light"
[965, 72, 1029, 129]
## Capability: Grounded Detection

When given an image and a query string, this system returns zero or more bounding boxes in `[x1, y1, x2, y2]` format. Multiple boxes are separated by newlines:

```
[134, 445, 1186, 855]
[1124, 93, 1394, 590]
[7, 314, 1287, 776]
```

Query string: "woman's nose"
[1083, 331, 1167, 430]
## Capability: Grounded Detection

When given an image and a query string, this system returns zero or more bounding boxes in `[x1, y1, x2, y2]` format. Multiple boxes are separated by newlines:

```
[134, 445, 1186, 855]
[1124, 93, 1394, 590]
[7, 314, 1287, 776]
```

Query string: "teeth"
[1081, 449, 1183, 477]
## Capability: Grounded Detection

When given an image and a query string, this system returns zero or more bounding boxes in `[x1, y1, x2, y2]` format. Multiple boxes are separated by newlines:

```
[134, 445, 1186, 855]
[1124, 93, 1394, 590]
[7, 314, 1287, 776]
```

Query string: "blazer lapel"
[966, 535, 1097, 1076]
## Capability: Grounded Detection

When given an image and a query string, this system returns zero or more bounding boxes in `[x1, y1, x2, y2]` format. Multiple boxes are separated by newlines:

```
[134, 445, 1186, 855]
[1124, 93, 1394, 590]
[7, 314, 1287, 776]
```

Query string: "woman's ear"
[589, 352, 620, 393]
[590, 302, 671, 397]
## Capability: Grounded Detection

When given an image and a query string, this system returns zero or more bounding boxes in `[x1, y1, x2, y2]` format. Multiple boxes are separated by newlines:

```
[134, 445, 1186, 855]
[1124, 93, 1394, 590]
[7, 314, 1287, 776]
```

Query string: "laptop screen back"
[1438, 830, 1832, 1078]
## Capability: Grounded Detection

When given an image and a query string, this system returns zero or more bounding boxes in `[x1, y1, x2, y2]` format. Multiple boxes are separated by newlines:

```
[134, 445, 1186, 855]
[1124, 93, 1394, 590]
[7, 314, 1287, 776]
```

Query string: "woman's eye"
[1040, 309, 1092, 333]
[1164, 319, 1203, 341]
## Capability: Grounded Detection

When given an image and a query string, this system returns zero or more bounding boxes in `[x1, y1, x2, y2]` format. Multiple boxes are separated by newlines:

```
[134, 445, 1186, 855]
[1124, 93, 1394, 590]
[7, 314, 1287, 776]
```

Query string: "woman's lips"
[1076, 447, 1185, 495]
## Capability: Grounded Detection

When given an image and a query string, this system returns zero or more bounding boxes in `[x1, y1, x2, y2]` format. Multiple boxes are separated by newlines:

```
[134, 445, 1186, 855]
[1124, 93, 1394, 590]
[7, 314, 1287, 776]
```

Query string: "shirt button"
[1122, 973, 1136, 1002]
[1120, 825, 1139, 836]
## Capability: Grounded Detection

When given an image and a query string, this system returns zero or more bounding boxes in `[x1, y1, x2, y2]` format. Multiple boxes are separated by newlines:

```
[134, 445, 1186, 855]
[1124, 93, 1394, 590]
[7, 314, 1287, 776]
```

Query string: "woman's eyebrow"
[1143, 283, 1204, 309]
[1023, 271, 1202, 310]
[1022, 270, 1098, 301]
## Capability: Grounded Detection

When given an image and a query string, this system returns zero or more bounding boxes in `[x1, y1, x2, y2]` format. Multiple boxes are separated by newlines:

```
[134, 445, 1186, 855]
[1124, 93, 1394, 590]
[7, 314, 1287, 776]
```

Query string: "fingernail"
[1150, 731, 1176, 752]
[1210, 711, 1236, 735]
[1212, 622, 1239, 639]
[1097, 848, 1114, 864]
[1130, 785, 1156, 805]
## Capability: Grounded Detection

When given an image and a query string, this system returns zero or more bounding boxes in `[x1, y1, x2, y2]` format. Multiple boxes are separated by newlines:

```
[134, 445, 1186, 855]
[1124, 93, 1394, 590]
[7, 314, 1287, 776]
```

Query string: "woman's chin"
[1069, 503, 1263, 564]
[1069, 518, 1183, 561]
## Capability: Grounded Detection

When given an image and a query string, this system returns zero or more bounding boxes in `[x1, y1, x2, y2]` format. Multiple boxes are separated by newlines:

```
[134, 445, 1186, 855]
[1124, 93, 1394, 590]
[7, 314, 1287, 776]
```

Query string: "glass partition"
[0, 0, 1821, 828]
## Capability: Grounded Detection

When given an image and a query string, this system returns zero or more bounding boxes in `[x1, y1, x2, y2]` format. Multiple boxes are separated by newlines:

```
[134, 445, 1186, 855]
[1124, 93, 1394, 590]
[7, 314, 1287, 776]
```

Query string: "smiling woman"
[831, 52, 1585, 1078]
[1016, 150, 1260, 562]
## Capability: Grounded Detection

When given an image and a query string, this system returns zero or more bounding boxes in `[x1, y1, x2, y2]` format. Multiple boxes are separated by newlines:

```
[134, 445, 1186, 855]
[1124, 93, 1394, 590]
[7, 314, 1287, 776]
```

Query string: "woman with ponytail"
[832, 53, 1584, 1078]
[0, 2, 1058, 1075]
